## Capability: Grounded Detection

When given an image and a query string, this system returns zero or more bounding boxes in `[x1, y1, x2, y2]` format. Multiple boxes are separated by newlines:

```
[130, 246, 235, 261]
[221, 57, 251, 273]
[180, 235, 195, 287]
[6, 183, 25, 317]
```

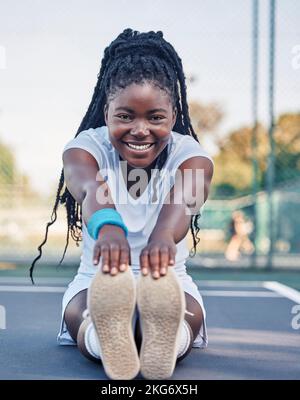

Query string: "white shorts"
[57, 267, 208, 349]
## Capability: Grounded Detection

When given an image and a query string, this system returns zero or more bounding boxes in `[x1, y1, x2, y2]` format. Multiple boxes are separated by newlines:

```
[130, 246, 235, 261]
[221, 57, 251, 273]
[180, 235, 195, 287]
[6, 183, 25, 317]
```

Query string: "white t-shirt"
[63, 125, 213, 276]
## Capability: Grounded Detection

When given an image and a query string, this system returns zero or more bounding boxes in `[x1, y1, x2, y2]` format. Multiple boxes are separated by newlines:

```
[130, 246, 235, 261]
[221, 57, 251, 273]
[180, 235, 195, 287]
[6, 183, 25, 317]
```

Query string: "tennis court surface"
[0, 275, 299, 380]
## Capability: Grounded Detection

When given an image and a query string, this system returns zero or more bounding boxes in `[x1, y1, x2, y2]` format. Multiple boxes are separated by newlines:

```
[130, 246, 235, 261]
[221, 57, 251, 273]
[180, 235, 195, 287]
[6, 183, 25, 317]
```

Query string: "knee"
[65, 304, 83, 327]
[64, 289, 87, 340]
[184, 293, 204, 340]
[64, 303, 85, 342]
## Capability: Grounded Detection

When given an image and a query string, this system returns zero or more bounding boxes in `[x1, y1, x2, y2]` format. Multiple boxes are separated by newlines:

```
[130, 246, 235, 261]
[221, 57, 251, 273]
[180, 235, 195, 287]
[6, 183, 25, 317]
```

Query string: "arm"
[140, 156, 214, 279]
[63, 148, 131, 274]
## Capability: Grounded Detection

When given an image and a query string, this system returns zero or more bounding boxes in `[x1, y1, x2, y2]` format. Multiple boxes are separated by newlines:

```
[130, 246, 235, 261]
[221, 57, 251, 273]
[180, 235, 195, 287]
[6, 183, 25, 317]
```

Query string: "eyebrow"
[115, 107, 168, 113]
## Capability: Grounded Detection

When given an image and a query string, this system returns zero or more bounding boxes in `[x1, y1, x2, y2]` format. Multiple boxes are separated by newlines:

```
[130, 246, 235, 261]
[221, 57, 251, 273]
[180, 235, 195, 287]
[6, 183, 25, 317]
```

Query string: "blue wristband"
[87, 208, 128, 240]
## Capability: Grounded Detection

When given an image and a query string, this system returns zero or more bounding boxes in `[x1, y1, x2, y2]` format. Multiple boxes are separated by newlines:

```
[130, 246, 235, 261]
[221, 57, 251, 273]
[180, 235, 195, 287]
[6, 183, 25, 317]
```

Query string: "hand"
[140, 230, 177, 279]
[93, 224, 131, 276]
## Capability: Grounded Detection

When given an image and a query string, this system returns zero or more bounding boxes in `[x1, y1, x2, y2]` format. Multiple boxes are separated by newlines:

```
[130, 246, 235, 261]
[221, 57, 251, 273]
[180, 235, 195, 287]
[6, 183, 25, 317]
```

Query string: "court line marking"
[263, 281, 300, 304]
[195, 280, 265, 287]
[0, 286, 65, 293]
[0, 285, 282, 297]
[0, 277, 71, 285]
[201, 290, 282, 297]
[0, 278, 265, 287]
[0, 280, 299, 301]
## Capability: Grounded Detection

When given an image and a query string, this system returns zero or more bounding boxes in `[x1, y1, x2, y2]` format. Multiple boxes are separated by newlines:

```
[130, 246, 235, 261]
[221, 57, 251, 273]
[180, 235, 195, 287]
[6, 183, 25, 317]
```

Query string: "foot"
[136, 268, 185, 379]
[88, 268, 140, 380]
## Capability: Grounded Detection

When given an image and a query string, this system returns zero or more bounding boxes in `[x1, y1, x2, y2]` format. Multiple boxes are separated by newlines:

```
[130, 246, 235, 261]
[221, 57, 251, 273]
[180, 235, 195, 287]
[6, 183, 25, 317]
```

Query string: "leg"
[64, 289, 87, 342]
[183, 292, 204, 341]
[176, 292, 204, 363]
[64, 289, 100, 362]
[134, 292, 204, 362]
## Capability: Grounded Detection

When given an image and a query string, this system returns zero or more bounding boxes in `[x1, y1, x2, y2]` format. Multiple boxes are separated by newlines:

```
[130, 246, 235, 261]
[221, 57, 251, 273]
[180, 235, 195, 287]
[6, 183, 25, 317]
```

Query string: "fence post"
[251, 0, 259, 268]
[266, 0, 276, 269]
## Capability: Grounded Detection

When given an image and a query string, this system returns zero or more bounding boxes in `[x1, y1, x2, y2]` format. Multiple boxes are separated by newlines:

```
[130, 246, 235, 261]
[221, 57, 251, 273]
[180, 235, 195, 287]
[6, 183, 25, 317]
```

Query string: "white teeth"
[126, 143, 153, 150]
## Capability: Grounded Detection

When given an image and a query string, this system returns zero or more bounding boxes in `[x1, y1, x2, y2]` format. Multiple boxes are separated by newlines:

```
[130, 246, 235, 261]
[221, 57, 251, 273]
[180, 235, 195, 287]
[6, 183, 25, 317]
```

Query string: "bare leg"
[64, 289, 87, 342]
[65, 287, 137, 364]
[134, 292, 204, 362]
[63, 288, 103, 363]
[65, 288, 204, 364]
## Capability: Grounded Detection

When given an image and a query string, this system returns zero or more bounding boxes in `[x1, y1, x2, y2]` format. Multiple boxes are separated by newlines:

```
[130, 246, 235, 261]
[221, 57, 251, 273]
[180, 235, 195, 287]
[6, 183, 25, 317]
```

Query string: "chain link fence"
[0, 0, 299, 269]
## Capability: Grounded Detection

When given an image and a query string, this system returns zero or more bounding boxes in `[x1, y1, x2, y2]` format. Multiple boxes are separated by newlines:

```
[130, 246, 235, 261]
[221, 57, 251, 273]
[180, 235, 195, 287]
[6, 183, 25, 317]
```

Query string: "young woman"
[30, 28, 214, 380]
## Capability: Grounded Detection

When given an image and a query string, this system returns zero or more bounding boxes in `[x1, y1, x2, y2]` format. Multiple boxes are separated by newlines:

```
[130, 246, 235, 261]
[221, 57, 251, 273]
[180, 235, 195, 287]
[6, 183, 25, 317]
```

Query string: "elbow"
[204, 182, 210, 203]
[81, 180, 100, 202]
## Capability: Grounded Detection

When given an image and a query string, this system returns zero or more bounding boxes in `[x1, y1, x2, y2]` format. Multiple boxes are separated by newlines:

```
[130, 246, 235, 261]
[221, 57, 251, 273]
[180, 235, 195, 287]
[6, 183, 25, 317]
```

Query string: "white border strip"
[195, 280, 265, 287]
[0, 285, 65, 293]
[201, 290, 282, 298]
[263, 281, 300, 304]
[0, 277, 71, 285]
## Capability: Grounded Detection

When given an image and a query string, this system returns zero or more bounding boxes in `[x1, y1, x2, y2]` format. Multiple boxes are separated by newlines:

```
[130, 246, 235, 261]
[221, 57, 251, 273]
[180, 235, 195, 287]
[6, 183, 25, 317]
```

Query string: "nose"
[130, 121, 150, 139]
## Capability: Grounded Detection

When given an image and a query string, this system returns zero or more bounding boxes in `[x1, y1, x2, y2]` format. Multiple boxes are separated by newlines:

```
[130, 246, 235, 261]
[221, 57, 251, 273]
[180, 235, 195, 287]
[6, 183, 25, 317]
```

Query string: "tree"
[0, 136, 38, 199]
[211, 112, 300, 198]
[189, 101, 223, 141]
[0, 139, 16, 185]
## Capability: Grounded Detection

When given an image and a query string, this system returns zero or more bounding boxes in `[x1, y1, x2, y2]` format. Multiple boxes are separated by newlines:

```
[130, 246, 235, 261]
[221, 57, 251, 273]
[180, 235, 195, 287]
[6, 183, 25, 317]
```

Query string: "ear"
[104, 104, 108, 124]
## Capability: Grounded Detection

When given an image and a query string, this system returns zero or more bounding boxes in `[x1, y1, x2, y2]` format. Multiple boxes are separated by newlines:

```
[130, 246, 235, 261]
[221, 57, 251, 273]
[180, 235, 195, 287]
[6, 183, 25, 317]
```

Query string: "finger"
[109, 243, 120, 276]
[149, 247, 160, 279]
[101, 244, 110, 273]
[159, 246, 169, 276]
[140, 250, 150, 276]
[93, 244, 101, 266]
[119, 246, 130, 272]
[169, 246, 176, 266]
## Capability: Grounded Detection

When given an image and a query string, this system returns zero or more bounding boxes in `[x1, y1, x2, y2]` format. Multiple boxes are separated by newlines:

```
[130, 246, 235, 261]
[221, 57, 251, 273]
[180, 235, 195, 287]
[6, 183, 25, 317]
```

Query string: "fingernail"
[93, 259, 98, 265]
[142, 268, 148, 275]
[119, 264, 126, 271]
[111, 267, 118, 275]
[153, 271, 160, 279]
[161, 267, 166, 274]
[103, 264, 109, 272]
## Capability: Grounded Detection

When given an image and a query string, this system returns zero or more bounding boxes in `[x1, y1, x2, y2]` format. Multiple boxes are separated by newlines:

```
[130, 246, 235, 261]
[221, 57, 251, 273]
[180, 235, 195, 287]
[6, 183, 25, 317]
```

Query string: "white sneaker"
[87, 268, 140, 380]
[136, 269, 186, 380]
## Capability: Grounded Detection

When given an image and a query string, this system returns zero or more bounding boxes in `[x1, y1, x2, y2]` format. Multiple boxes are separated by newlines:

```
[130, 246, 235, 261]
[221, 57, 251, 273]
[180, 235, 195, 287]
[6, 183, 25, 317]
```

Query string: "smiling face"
[104, 82, 177, 169]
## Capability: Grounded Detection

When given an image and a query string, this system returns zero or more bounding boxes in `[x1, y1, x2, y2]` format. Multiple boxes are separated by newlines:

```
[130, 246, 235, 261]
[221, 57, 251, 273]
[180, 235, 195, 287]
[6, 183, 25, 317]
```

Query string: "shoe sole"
[88, 268, 140, 380]
[136, 269, 185, 380]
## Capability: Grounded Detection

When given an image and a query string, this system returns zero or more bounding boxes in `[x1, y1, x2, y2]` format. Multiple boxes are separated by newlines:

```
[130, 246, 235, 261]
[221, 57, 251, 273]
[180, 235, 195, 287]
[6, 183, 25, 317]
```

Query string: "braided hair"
[30, 28, 201, 282]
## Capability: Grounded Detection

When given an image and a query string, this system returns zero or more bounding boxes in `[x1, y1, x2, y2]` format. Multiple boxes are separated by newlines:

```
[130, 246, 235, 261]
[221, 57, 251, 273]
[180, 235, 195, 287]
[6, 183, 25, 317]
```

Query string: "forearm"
[81, 180, 116, 226]
[149, 156, 213, 245]
[149, 203, 191, 244]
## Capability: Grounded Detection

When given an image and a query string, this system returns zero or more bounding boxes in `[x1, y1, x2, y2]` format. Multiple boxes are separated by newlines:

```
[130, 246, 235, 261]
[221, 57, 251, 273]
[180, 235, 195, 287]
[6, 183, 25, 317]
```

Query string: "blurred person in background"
[225, 211, 254, 261]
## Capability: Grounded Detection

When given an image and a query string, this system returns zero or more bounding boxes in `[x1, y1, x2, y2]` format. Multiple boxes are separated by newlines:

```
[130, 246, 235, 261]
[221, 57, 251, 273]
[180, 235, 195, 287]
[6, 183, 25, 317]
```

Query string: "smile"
[123, 142, 155, 151]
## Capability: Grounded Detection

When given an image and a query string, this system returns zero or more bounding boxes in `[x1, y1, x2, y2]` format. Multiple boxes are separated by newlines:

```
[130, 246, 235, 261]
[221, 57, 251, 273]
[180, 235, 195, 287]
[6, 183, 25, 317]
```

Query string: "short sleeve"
[62, 128, 103, 167]
[159, 133, 214, 204]
[169, 134, 214, 175]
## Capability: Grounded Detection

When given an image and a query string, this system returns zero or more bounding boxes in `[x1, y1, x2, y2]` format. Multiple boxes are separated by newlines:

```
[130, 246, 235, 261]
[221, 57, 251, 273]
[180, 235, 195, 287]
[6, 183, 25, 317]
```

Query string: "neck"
[119, 155, 158, 179]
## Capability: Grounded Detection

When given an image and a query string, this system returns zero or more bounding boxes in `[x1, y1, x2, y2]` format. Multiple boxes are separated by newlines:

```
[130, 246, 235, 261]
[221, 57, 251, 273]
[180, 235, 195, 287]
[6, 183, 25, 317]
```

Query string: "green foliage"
[211, 112, 300, 198]
[0, 140, 16, 184]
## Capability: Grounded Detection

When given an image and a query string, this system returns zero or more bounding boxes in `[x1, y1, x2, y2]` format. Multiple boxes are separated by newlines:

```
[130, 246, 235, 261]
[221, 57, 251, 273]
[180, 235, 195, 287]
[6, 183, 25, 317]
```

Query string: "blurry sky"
[0, 0, 299, 196]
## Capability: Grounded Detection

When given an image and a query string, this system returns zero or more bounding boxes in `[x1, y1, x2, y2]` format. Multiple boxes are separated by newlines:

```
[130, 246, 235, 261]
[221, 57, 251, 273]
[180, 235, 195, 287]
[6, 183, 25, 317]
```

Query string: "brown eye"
[150, 116, 164, 121]
[117, 114, 131, 121]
